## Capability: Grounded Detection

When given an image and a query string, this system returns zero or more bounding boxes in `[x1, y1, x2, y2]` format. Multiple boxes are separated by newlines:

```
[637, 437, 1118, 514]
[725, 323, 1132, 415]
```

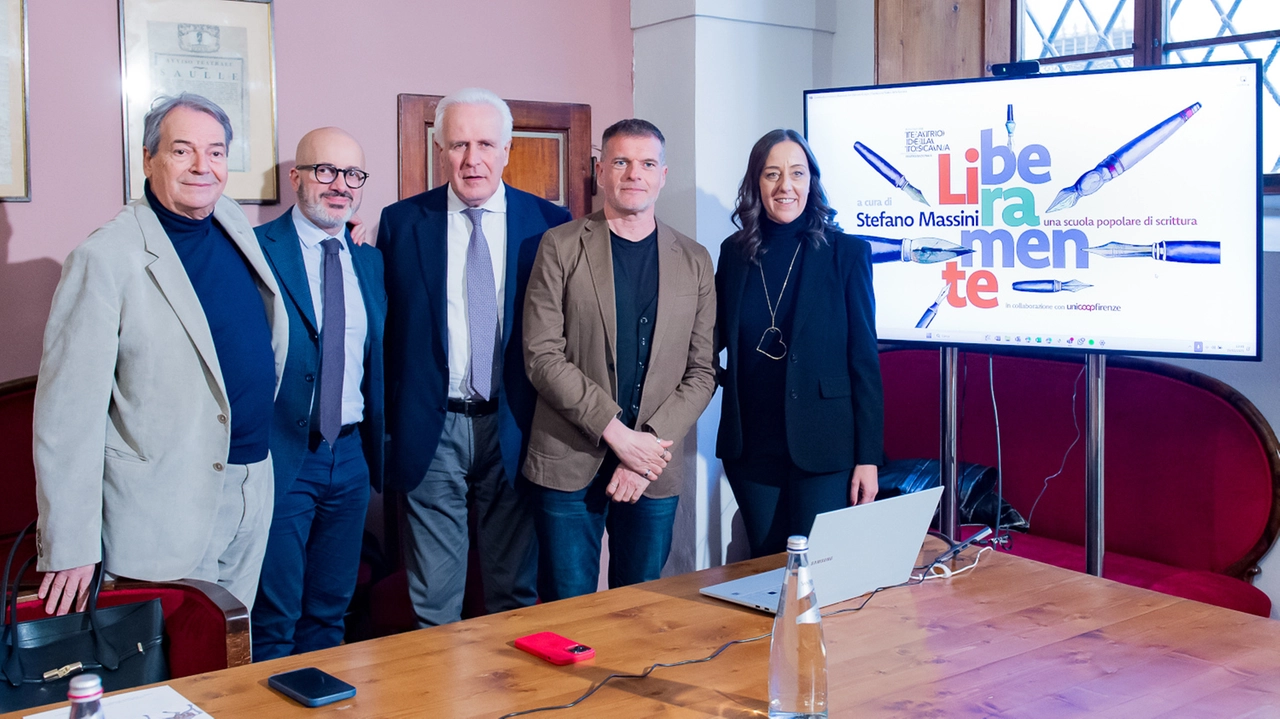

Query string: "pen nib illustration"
[859, 236, 974, 264]
[1047, 102, 1201, 213]
[902, 183, 930, 207]
[854, 141, 930, 207]
[915, 284, 950, 329]
[1047, 187, 1080, 212]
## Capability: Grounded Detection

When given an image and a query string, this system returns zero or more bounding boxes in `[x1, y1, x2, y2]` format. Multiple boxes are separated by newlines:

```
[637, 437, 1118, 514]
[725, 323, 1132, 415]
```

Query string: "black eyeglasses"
[297, 163, 370, 188]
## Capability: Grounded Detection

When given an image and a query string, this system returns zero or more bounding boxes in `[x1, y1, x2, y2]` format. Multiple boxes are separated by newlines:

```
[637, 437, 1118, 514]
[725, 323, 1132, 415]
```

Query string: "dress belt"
[447, 397, 498, 417]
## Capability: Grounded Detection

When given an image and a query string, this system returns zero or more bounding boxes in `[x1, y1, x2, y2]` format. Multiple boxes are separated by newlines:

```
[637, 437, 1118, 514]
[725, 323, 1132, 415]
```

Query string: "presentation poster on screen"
[806, 62, 1259, 359]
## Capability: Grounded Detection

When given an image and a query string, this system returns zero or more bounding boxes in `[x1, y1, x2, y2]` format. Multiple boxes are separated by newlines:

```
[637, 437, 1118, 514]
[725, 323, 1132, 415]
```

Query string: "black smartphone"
[268, 667, 357, 707]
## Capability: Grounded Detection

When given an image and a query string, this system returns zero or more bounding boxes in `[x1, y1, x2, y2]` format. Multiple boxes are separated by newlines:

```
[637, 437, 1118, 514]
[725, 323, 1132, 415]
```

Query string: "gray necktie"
[461, 207, 498, 400]
[319, 237, 345, 446]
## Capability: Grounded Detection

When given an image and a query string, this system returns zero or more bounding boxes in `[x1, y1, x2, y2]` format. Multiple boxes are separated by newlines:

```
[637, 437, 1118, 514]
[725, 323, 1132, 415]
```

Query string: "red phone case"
[514, 631, 595, 665]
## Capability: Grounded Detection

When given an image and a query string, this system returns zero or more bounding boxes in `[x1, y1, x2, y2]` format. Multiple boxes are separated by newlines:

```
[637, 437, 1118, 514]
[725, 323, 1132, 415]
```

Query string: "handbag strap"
[0, 520, 37, 632]
[2, 529, 119, 683]
[1, 555, 37, 687]
[83, 562, 119, 671]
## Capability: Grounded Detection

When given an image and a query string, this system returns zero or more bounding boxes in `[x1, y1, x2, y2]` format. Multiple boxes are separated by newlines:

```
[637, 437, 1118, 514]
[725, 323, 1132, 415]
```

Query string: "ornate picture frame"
[119, 0, 277, 203]
[0, 0, 29, 201]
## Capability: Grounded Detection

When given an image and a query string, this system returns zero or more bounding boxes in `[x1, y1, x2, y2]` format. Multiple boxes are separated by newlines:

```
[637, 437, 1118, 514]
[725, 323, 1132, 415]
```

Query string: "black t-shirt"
[611, 228, 659, 431]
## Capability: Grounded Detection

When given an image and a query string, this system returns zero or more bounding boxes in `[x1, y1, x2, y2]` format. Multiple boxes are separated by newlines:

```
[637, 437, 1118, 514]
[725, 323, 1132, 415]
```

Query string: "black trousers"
[723, 455, 851, 558]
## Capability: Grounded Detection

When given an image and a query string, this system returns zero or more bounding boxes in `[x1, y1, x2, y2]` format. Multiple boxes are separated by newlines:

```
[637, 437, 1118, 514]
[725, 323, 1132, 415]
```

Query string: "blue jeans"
[529, 471, 679, 602]
[251, 429, 369, 660]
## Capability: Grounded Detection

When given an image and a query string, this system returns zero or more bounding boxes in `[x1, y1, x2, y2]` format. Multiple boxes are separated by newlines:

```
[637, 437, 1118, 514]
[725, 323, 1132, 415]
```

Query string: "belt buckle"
[451, 396, 493, 417]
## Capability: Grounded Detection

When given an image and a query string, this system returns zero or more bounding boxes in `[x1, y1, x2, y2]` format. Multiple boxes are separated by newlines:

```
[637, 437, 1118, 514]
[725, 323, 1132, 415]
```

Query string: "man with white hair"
[377, 88, 571, 626]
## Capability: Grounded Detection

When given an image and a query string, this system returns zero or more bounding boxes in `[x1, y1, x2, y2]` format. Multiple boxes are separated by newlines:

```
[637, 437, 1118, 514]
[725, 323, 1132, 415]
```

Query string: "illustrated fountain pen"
[858, 235, 975, 264]
[915, 284, 950, 329]
[853, 141, 930, 206]
[1047, 102, 1201, 213]
[1006, 104, 1016, 150]
[1083, 240, 1220, 264]
[1011, 279, 1092, 293]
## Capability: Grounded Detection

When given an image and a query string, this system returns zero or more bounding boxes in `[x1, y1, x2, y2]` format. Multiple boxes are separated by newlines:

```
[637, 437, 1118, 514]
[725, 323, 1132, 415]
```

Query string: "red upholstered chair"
[0, 376, 38, 564]
[361, 544, 490, 639]
[881, 349, 1280, 617]
[5, 375, 251, 675]
[16, 579, 250, 677]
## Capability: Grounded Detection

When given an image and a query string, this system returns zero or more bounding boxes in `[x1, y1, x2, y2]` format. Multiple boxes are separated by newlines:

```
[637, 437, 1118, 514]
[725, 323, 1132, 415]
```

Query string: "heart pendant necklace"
[756, 241, 802, 360]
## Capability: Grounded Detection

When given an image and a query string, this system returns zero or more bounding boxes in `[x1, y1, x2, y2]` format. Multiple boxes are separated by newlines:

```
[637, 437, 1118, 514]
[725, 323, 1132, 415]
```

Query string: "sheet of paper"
[24, 685, 209, 719]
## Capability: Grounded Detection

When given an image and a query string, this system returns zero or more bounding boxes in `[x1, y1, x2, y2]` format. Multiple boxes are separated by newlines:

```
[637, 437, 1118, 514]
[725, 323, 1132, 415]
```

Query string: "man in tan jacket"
[522, 119, 716, 600]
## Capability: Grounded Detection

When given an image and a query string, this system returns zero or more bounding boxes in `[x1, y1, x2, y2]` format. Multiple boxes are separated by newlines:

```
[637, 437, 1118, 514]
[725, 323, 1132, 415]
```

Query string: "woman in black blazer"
[715, 129, 884, 558]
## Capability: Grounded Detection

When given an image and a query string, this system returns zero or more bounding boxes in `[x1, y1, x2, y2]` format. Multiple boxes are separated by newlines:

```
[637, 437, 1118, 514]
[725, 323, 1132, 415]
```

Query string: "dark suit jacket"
[715, 229, 884, 473]
[377, 184, 572, 493]
[256, 209, 387, 495]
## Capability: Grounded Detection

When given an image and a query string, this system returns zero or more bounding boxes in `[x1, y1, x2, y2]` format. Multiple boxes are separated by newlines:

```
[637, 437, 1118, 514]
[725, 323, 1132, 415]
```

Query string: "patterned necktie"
[461, 207, 498, 400]
[319, 237, 345, 446]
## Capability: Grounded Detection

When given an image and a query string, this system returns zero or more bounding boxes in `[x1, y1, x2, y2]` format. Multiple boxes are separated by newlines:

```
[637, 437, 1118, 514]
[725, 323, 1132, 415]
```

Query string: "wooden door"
[397, 94, 592, 217]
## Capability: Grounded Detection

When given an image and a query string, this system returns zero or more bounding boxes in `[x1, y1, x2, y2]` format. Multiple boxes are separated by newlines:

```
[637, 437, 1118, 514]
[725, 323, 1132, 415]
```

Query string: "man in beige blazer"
[33, 94, 287, 615]
[523, 119, 716, 600]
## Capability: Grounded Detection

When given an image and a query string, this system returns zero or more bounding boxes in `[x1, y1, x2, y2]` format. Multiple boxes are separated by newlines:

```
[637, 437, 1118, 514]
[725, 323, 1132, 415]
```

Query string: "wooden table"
[8, 540, 1280, 718]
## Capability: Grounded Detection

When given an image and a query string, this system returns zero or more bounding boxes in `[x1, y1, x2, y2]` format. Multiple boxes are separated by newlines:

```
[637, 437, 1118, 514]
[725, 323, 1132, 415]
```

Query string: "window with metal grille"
[1018, 0, 1280, 187]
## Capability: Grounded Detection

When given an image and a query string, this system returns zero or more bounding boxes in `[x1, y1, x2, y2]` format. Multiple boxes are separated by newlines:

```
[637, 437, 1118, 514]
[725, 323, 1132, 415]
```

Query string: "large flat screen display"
[805, 61, 1261, 360]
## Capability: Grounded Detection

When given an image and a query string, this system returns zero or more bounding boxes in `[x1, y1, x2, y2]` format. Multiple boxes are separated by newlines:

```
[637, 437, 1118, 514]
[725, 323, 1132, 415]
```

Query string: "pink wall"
[0, 0, 634, 382]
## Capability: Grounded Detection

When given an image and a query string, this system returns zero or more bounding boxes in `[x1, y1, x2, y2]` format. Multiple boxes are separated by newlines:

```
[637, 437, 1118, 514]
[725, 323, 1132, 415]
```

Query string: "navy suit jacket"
[715, 229, 884, 473]
[256, 209, 387, 495]
[377, 184, 572, 493]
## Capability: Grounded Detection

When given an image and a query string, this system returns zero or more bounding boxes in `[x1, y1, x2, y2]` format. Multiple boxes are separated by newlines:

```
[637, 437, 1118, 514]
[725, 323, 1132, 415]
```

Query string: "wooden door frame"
[396, 94, 593, 218]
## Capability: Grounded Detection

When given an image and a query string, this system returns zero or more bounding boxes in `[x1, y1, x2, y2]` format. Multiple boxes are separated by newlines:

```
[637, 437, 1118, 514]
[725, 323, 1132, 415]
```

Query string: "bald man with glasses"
[252, 127, 386, 659]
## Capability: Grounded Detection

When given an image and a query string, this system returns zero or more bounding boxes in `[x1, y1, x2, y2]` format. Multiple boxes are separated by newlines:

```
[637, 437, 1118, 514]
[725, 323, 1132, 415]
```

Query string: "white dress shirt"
[292, 205, 368, 426]
[446, 182, 507, 400]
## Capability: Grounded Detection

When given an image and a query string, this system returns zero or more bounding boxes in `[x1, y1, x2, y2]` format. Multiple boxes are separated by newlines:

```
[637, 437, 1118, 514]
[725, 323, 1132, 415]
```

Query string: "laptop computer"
[699, 486, 944, 613]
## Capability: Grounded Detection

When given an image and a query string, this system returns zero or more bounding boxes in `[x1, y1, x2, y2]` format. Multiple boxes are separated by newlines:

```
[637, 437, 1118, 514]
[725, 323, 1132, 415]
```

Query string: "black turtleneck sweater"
[737, 217, 806, 458]
[145, 182, 275, 464]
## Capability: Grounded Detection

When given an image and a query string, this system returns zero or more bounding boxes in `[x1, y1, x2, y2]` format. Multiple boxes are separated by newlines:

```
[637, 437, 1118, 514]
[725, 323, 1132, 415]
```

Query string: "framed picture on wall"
[0, 0, 30, 201]
[119, 0, 278, 203]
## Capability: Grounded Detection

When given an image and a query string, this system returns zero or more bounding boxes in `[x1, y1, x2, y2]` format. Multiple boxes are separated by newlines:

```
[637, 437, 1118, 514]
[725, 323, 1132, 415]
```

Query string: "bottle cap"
[68, 673, 103, 702]
[786, 535, 808, 552]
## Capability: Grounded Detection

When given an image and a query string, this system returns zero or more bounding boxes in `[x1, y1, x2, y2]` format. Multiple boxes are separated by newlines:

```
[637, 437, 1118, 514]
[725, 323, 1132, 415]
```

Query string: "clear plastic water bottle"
[68, 673, 106, 719]
[768, 535, 828, 719]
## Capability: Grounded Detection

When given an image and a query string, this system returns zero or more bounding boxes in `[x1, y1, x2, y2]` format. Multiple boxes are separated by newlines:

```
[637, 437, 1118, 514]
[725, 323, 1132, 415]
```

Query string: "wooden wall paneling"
[876, 0, 998, 84]
[984, 0, 1013, 75]
[875, 0, 904, 85]
[504, 134, 564, 203]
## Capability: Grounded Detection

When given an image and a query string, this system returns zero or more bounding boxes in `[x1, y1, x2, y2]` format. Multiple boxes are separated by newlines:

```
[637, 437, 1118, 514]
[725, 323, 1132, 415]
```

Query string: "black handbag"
[0, 521, 168, 712]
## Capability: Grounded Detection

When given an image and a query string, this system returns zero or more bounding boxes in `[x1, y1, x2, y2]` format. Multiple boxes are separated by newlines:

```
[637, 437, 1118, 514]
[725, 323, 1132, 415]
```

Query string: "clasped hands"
[601, 418, 674, 503]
